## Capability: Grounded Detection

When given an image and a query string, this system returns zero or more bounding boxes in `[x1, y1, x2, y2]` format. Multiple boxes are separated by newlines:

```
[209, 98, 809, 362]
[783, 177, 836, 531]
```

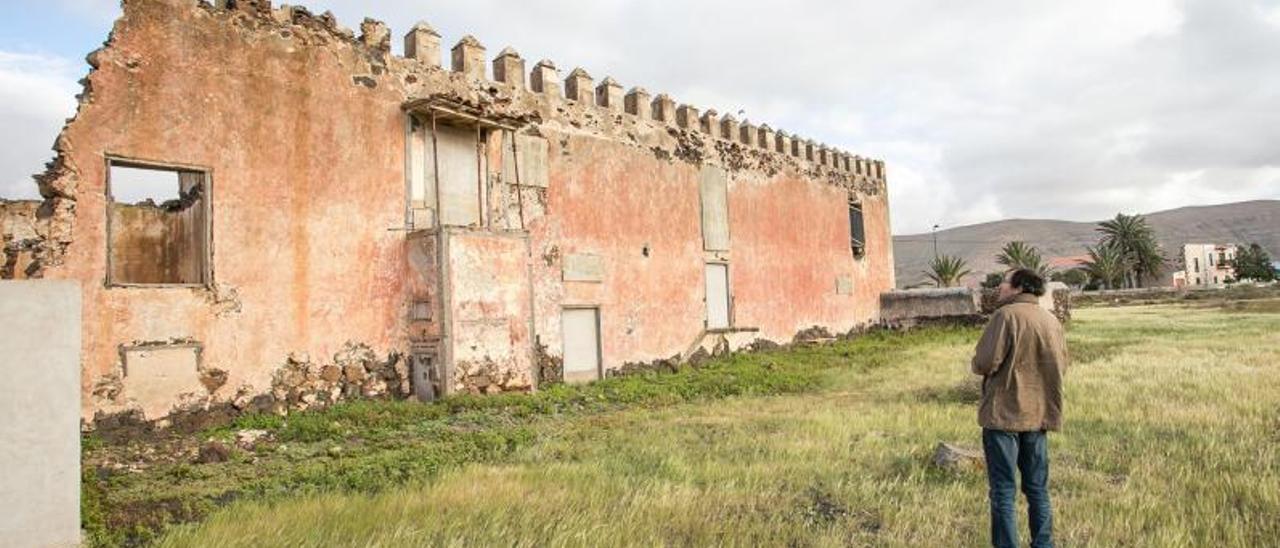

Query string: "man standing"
[972, 268, 1068, 548]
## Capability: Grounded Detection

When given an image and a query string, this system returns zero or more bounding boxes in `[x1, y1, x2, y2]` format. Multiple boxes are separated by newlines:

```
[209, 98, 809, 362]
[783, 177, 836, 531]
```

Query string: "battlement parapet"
[199, 1, 888, 190]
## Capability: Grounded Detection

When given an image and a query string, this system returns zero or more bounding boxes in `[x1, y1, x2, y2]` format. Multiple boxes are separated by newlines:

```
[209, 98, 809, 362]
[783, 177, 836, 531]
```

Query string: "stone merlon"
[530, 59, 560, 97]
[565, 67, 593, 103]
[596, 77, 624, 111]
[493, 47, 525, 88]
[451, 35, 486, 79]
[405, 21, 441, 66]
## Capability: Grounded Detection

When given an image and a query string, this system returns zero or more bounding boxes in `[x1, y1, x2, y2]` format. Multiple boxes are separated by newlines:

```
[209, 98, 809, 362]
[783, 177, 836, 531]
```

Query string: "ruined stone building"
[0, 0, 893, 428]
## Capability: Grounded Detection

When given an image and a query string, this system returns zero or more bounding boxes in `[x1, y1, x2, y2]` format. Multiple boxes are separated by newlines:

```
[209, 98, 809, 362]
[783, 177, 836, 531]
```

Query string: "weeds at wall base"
[81, 326, 971, 546]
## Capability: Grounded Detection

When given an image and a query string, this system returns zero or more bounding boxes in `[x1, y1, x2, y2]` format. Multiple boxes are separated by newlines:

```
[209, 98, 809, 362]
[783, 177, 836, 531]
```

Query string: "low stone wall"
[1, 200, 41, 279]
[1073, 283, 1280, 308]
[90, 342, 412, 437]
[880, 288, 983, 326]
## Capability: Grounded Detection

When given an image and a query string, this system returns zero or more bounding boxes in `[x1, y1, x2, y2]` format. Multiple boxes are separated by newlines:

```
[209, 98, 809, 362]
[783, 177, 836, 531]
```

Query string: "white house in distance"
[1173, 243, 1237, 288]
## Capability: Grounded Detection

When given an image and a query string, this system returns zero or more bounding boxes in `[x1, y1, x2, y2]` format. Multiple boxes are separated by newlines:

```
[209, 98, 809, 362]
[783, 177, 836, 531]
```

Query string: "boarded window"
[515, 134, 549, 188]
[107, 160, 209, 285]
[561, 308, 601, 383]
[848, 200, 866, 258]
[431, 124, 483, 226]
[705, 263, 730, 329]
[699, 166, 730, 251]
[121, 344, 202, 420]
[407, 115, 432, 227]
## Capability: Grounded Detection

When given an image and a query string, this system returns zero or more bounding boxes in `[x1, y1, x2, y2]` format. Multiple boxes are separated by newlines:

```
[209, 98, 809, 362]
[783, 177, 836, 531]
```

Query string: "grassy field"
[94, 300, 1280, 547]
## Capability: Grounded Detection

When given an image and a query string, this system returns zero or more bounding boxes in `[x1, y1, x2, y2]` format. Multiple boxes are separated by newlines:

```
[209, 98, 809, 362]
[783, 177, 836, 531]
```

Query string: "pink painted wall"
[13, 0, 894, 421]
[43, 0, 410, 420]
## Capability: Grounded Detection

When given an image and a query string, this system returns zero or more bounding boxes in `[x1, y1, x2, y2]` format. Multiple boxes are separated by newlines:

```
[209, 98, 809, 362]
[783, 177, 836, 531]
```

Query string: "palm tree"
[1097, 213, 1164, 288]
[1081, 244, 1127, 290]
[996, 241, 1051, 276]
[925, 254, 972, 288]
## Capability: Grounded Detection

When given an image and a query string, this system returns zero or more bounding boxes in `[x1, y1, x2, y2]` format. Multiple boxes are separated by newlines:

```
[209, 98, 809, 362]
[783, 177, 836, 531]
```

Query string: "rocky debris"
[931, 442, 985, 472]
[358, 18, 390, 52]
[746, 338, 782, 352]
[0, 200, 41, 279]
[534, 338, 563, 386]
[90, 342, 412, 435]
[980, 288, 1002, 315]
[686, 346, 713, 367]
[198, 367, 229, 394]
[268, 342, 409, 413]
[454, 356, 532, 395]
[91, 372, 125, 404]
[195, 440, 231, 464]
[793, 325, 835, 345]
[609, 353, 683, 377]
[1051, 288, 1072, 323]
[234, 429, 270, 451]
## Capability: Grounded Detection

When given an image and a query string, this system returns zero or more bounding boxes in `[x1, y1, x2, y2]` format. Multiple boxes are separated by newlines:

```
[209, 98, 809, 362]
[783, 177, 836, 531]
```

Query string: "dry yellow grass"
[159, 303, 1280, 547]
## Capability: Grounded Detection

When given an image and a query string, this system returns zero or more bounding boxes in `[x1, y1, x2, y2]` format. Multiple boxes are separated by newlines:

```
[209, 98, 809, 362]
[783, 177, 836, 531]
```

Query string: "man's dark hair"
[1009, 269, 1047, 296]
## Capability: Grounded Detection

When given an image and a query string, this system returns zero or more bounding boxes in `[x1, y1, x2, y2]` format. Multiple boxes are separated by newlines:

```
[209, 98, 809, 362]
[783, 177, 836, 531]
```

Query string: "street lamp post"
[932, 224, 940, 259]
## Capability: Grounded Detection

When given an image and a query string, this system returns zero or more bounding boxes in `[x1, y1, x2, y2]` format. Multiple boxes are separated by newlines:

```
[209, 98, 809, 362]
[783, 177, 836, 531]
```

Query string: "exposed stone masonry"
[2, 0, 895, 431]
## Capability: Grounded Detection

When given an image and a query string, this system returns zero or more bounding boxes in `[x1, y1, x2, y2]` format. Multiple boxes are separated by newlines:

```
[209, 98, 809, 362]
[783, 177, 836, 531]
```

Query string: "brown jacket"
[971, 293, 1068, 432]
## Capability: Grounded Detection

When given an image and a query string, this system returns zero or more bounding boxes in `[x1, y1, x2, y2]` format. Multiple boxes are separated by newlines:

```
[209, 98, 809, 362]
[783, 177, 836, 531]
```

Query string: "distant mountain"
[893, 200, 1280, 288]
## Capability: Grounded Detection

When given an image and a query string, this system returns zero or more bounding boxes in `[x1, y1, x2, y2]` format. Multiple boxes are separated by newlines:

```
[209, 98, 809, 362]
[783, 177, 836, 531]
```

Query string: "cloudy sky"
[1, 0, 1277, 234]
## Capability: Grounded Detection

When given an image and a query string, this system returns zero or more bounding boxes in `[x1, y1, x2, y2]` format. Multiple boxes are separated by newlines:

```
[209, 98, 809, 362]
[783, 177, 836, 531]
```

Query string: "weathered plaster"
[0, 0, 893, 426]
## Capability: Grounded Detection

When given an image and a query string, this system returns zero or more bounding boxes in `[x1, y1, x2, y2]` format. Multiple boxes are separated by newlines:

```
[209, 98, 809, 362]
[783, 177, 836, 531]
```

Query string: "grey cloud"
[3, 0, 1277, 235]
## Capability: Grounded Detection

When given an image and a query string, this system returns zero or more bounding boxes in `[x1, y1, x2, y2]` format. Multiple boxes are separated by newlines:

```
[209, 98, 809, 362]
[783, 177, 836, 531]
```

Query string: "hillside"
[894, 200, 1280, 288]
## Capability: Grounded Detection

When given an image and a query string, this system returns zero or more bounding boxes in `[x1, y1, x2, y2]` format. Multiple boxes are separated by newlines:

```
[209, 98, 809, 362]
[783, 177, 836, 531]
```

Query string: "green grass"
[84, 325, 947, 546]
[102, 303, 1280, 547]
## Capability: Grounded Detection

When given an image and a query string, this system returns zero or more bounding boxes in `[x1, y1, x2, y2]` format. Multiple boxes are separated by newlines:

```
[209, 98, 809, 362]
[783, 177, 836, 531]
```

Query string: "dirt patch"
[915, 378, 981, 405]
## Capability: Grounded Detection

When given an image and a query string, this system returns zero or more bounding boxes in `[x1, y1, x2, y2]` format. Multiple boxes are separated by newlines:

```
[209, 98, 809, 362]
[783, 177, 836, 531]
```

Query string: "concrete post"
[0, 280, 81, 548]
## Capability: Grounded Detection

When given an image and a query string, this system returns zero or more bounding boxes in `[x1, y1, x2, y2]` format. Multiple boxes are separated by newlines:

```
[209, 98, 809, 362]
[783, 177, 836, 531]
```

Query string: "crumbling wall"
[445, 230, 534, 394]
[0, 200, 41, 278]
[17, 0, 893, 425]
[34, 0, 417, 425]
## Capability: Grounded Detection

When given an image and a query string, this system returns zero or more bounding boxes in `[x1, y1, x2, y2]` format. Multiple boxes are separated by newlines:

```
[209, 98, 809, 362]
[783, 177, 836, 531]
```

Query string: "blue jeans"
[982, 429, 1053, 548]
